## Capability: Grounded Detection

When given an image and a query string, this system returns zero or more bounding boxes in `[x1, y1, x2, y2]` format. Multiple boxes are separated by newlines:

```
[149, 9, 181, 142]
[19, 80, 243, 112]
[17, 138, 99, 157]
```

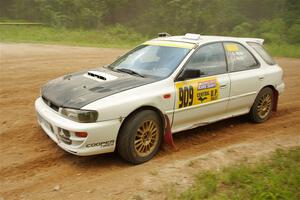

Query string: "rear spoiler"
[242, 38, 264, 45]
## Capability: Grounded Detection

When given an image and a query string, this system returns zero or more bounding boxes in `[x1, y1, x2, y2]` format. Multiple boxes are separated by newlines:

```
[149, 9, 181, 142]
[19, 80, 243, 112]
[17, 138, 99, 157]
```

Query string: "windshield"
[109, 45, 191, 78]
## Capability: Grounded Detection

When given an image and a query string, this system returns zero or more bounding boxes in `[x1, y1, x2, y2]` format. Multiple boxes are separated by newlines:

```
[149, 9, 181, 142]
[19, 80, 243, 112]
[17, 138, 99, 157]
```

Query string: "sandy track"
[0, 43, 299, 200]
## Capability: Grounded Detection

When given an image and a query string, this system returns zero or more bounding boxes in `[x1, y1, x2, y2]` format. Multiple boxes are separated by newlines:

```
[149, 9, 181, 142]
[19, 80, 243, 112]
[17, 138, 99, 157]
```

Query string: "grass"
[1, 25, 299, 58]
[0, 25, 148, 48]
[266, 44, 300, 58]
[177, 147, 300, 200]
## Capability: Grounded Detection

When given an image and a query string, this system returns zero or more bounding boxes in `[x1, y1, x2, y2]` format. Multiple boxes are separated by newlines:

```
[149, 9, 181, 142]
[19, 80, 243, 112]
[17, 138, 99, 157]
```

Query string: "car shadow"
[58, 114, 251, 170]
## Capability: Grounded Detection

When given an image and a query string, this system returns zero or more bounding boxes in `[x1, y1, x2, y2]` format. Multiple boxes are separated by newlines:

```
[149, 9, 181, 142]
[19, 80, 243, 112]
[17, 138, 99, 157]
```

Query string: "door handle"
[220, 84, 228, 88]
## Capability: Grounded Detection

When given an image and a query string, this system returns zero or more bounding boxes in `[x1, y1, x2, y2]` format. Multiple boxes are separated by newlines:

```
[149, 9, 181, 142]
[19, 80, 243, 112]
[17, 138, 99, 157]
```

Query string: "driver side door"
[172, 42, 230, 132]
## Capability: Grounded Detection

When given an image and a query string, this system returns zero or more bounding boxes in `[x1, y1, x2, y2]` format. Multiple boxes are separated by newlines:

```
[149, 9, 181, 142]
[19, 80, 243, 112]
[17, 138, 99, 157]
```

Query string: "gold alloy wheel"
[134, 120, 159, 157]
[257, 93, 272, 119]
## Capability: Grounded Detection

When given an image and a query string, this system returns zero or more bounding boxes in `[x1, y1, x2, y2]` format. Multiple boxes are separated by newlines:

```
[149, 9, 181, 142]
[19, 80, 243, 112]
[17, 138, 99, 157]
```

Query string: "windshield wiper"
[116, 68, 144, 78]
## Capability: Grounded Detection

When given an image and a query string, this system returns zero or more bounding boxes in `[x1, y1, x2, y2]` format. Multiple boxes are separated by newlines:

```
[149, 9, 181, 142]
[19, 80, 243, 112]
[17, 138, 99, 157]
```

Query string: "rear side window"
[224, 42, 259, 72]
[248, 42, 276, 65]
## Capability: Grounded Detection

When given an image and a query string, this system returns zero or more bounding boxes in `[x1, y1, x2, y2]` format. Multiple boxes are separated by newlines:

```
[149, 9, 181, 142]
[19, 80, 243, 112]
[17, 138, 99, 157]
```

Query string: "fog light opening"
[75, 131, 88, 138]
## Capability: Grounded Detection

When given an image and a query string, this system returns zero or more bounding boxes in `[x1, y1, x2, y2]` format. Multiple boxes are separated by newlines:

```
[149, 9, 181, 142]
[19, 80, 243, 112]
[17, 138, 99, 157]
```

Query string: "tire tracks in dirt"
[0, 43, 299, 200]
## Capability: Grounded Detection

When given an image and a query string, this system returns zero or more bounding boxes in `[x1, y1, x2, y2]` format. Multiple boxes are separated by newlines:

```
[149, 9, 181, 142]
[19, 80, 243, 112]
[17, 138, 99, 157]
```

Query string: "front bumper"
[35, 97, 121, 156]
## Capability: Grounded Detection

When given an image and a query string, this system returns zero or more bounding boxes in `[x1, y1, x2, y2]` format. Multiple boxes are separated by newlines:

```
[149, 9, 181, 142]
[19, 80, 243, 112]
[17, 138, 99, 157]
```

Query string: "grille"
[42, 96, 59, 112]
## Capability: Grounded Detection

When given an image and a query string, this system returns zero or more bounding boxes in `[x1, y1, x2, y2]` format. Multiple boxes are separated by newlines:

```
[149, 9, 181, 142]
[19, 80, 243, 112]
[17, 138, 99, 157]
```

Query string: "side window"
[224, 42, 259, 72]
[247, 42, 276, 65]
[185, 43, 227, 77]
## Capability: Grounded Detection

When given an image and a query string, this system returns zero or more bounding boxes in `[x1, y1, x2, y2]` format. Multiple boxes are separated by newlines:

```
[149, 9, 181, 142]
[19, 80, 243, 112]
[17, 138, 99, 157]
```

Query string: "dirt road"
[0, 43, 299, 200]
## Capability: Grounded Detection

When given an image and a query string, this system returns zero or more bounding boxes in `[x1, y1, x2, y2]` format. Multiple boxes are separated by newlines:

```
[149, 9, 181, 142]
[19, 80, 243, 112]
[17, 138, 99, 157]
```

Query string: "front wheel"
[117, 110, 163, 164]
[250, 87, 274, 123]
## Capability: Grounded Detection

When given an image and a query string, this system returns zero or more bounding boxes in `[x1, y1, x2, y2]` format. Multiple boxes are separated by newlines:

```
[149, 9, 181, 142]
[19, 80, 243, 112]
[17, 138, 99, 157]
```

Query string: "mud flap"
[273, 90, 279, 112]
[164, 115, 176, 149]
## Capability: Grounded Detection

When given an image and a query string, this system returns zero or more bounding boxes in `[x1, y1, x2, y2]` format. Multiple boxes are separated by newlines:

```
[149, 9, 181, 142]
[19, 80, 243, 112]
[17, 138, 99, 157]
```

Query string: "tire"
[117, 110, 163, 164]
[250, 87, 274, 123]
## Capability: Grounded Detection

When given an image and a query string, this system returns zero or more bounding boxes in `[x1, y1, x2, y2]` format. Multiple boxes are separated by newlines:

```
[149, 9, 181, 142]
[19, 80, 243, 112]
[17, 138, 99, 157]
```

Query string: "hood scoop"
[42, 67, 156, 109]
[84, 70, 118, 82]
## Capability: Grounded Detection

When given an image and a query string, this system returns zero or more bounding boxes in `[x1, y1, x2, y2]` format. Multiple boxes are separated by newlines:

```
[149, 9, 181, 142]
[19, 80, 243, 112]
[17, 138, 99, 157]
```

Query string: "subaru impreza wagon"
[35, 33, 284, 164]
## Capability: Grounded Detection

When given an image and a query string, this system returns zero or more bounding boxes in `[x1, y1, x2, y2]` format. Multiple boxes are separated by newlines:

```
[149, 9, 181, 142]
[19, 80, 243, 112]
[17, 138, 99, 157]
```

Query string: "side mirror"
[177, 68, 201, 81]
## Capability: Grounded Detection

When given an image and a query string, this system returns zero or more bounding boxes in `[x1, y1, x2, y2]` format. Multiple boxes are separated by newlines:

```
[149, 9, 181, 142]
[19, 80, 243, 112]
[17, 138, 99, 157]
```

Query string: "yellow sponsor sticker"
[225, 43, 239, 52]
[176, 77, 220, 109]
[143, 40, 195, 49]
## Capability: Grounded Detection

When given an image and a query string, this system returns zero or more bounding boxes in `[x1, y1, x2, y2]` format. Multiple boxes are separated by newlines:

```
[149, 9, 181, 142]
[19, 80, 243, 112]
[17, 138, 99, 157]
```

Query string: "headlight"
[60, 108, 98, 123]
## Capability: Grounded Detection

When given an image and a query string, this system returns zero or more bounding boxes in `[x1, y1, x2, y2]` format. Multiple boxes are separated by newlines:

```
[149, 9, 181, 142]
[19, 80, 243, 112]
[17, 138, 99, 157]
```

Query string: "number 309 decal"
[176, 77, 220, 109]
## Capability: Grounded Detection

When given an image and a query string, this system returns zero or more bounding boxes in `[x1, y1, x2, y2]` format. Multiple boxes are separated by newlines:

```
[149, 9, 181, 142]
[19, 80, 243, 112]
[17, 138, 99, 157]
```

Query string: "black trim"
[222, 42, 229, 73]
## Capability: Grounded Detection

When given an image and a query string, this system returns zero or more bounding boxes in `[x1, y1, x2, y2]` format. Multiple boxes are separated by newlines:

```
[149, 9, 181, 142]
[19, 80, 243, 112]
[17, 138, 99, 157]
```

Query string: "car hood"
[41, 67, 156, 109]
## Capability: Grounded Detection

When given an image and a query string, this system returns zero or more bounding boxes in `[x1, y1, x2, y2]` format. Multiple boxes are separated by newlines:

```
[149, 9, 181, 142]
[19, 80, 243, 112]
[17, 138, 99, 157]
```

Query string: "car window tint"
[110, 45, 190, 78]
[247, 42, 276, 65]
[185, 43, 227, 77]
[224, 42, 258, 72]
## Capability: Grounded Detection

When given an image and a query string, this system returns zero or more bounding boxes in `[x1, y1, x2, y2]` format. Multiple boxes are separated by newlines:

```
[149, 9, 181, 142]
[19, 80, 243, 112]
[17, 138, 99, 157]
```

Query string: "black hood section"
[42, 68, 155, 109]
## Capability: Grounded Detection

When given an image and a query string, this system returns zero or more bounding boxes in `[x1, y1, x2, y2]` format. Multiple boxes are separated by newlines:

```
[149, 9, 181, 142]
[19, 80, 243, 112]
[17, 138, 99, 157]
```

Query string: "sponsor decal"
[176, 77, 220, 109]
[197, 79, 217, 90]
[86, 140, 115, 148]
[225, 43, 239, 52]
[143, 41, 195, 49]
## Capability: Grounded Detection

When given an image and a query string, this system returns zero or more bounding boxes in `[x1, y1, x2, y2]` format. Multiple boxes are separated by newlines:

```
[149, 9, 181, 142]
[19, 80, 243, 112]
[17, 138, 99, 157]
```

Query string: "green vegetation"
[177, 147, 300, 200]
[0, 0, 299, 57]
[0, 25, 146, 48]
[265, 44, 300, 58]
[1, 25, 299, 57]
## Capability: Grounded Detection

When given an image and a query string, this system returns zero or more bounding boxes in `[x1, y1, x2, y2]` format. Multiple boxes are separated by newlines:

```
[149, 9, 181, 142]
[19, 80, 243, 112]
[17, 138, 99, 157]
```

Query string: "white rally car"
[35, 33, 284, 164]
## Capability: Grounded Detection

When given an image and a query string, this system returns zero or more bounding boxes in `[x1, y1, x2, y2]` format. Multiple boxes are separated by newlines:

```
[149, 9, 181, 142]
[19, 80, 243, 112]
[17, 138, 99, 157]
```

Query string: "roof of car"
[147, 34, 264, 48]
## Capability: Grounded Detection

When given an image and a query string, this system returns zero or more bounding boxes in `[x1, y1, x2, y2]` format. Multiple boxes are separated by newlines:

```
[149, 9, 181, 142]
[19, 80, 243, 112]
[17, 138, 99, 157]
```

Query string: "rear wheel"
[117, 110, 163, 164]
[250, 87, 274, 123]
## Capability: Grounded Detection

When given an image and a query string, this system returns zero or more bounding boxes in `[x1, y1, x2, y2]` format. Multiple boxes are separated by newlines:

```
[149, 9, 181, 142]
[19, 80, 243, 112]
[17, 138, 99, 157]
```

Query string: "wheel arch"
[258, 85, 279, 111]
[116, 105, 166, 148]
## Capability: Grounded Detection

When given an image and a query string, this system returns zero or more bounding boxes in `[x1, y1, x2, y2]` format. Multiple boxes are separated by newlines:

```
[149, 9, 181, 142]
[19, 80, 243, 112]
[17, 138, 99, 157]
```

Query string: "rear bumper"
[35, 97, 121, 156]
